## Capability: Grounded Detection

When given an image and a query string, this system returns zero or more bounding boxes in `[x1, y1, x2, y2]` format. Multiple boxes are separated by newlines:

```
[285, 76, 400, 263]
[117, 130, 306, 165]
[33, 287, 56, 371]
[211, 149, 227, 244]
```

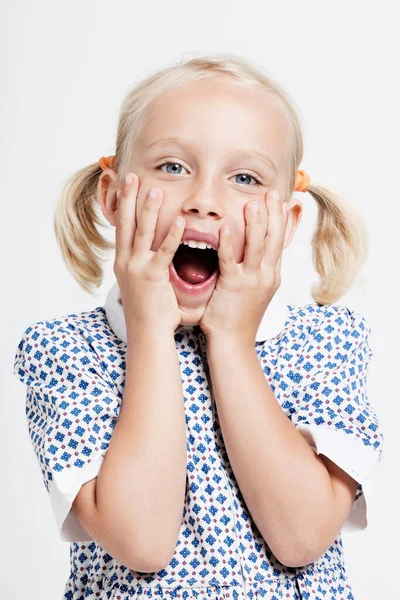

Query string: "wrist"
[205, 331, 255, 350]
[126, 321, 175, 341]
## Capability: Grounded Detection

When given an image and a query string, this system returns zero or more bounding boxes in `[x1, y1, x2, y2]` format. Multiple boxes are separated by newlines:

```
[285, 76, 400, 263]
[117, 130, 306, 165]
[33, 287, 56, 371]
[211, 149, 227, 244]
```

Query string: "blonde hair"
[54, 52, 368, 304]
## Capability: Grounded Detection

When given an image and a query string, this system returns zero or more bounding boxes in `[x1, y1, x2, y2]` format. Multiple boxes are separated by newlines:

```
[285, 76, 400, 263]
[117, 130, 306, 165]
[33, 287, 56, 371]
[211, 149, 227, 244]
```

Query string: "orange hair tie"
[99, 155, 116, 170]
[294, 169, 310, 192]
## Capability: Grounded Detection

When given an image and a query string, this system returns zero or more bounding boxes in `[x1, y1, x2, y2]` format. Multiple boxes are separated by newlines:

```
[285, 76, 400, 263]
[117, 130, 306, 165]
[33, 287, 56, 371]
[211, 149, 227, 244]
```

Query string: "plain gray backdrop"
[2, 1, 398, 598]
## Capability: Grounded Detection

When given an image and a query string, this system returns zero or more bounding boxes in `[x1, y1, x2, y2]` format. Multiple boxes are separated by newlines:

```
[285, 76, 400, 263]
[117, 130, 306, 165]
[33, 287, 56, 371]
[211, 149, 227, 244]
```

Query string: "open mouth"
[172, 244, 219, 285]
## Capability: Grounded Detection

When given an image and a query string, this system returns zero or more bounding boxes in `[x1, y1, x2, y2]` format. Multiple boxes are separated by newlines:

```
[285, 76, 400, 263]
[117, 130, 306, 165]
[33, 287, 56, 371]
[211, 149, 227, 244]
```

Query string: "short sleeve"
[288, 306, 384, 532]
[13, 319, 122, 542]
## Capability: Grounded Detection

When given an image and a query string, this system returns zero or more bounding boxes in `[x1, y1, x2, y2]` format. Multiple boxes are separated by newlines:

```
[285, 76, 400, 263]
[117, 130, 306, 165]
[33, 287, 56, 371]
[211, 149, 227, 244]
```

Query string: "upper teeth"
[182, 240, 214, 250]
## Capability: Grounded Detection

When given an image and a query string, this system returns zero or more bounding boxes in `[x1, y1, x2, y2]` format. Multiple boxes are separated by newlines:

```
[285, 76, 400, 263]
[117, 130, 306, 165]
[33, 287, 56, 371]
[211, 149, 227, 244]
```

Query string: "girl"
[13, 53, 383, 600]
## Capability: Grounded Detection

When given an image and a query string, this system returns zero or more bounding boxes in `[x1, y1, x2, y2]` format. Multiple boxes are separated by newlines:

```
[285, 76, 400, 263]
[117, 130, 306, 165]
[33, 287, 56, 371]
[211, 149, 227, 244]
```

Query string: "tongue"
[176, 255, 211, 284]
[174, 246, 215, 284]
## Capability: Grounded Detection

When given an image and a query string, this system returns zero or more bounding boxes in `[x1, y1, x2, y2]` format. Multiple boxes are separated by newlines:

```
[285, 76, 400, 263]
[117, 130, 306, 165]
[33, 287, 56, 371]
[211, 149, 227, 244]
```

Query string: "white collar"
[104, 281, 289, 343]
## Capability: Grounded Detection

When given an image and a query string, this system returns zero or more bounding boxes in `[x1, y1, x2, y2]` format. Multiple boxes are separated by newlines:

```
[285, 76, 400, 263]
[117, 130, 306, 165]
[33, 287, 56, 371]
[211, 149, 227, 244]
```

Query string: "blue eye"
[157, 161, 188, 175]
[157, 162, 261, 185]
[232, 172, 261, 186]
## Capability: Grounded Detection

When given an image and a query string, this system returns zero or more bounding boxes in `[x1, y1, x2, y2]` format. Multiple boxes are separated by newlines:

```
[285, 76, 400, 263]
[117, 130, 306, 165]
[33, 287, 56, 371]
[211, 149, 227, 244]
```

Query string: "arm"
[72, 325, 186, 572]
[206, 336, 358, 568]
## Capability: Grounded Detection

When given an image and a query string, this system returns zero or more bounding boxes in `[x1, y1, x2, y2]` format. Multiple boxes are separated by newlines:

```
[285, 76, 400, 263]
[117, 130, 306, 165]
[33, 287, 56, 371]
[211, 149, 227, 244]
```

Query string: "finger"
[263, 190, 286, 268]
[217, 224, 238, 277]
[275, 253, 283, 284]
[115, 173, 139, 264]
[132, 187, 164, 259]
[276, 253, 283, 272]
[151, 214, 186, 275]
[243, 200, 265, 272]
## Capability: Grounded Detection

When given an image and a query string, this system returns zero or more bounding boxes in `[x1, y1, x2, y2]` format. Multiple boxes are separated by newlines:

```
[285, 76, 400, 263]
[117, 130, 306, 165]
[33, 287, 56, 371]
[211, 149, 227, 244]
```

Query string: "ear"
[283, 199, 303, 249]
[98, 169, 119, 227]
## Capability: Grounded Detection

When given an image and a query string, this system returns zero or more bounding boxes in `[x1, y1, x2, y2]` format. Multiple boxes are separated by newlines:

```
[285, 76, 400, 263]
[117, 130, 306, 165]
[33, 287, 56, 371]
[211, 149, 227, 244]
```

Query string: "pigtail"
[50, 53, 369, 304]
[307, 183, 369, 305]
[53, 162, 114, 295]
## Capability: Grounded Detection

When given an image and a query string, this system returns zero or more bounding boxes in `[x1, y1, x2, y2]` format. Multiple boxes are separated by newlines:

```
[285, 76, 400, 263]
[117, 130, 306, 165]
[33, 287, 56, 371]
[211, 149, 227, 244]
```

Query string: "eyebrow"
[144, 136, 277, 173]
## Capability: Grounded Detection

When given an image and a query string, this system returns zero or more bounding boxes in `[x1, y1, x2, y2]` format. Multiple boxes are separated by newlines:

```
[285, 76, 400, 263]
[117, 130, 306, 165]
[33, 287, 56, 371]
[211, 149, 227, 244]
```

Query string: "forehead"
[137, 77, 291, 170]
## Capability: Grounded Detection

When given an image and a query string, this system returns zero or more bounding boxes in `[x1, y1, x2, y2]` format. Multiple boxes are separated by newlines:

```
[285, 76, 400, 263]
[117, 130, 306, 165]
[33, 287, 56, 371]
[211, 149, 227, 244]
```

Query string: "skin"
[96, 78, 359, 566]
[99, 76, 302, 327]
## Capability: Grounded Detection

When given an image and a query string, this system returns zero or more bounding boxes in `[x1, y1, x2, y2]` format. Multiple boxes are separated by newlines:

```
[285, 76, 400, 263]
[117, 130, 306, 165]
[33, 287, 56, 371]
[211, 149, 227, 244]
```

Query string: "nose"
[180, 184, 224, 219]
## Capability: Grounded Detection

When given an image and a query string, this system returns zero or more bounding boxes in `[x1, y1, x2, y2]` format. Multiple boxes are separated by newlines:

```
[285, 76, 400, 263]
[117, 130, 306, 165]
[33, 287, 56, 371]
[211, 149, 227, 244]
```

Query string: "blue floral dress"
[13, 282, 383, 600]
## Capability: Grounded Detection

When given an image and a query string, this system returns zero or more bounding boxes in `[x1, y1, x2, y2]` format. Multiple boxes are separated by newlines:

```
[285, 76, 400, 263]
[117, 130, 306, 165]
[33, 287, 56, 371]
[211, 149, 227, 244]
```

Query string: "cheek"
[135, 186, 169, 224]
[133, 174, 165, 216]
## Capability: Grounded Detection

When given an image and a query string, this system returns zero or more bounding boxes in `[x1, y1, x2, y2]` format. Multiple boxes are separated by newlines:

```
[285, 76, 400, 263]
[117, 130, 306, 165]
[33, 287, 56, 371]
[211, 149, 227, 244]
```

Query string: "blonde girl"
[14, 53, 383, 600]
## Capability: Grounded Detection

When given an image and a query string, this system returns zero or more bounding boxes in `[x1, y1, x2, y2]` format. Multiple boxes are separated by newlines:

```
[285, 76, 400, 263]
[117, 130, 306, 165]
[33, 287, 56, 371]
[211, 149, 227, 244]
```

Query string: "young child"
[13, 53, 383, 600]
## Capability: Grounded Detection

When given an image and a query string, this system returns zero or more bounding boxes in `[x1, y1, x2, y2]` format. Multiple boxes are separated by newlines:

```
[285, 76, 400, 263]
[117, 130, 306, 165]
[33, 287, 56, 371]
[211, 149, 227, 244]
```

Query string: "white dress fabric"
[13, 282, 384, 599]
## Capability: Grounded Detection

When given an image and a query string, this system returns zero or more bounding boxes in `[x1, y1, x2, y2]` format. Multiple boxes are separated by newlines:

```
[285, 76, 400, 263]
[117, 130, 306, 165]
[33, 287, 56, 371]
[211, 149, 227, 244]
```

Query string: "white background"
[2, 1, 399, 598]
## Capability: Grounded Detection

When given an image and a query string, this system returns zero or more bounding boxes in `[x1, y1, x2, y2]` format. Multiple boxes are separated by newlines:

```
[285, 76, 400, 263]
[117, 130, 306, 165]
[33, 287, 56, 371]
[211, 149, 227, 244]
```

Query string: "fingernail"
[116, 189, 121, 201]
[149, 187, 159, 199]
[270, 191, 279, 202]
[125, 173, 134, 185]
[250, 201, 259, 213]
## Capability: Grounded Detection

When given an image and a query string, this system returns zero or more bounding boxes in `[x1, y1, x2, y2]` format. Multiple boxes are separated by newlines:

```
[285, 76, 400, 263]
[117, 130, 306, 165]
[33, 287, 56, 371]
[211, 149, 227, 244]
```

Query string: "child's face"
[129, 78, 293, 325]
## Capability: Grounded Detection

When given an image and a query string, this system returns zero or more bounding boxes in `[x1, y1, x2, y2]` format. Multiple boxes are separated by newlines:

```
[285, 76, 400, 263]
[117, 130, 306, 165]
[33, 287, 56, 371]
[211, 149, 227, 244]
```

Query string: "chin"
[177, 304, 207, 328]
[168, 244, 220, 324]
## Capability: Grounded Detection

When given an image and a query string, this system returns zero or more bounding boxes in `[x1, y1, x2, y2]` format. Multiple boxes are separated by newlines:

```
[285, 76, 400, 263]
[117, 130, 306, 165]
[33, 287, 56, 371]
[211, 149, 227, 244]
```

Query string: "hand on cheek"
[199, 190, 286, 344]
